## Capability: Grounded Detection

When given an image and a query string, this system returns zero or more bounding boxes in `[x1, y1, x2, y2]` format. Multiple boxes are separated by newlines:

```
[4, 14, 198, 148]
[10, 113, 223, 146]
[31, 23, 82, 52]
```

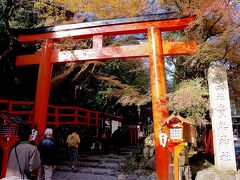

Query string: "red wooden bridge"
[0, 99, 127, 130]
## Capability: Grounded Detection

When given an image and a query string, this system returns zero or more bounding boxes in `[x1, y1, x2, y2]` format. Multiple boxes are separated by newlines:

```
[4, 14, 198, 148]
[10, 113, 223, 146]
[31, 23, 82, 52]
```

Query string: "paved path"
[52, 147, 142, 180]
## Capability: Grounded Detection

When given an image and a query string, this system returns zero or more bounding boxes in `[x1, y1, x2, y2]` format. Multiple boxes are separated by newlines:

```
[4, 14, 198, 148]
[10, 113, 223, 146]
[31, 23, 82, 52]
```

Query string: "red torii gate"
[15, 14, 196, 179]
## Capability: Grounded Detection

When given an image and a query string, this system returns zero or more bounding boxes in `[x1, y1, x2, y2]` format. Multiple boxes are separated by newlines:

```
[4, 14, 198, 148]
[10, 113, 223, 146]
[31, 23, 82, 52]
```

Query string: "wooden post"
[8, 101, 12, 113]
[55, 106, 59, 128]
[148, 27, 169, 180]
[96, 112, 99, 127]
[174, 142, 187, 180]
[130, 127, 132, 145]
[33, 39, 53, 135]
[0, 137, 18, 178]
[87, 111, 90, 127]
[74, 109, 78, 125]
[1, 146, 10, 177]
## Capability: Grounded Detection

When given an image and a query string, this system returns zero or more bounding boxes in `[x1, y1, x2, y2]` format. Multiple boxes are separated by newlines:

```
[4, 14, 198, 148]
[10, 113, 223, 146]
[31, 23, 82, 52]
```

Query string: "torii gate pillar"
[148, 27, 169, 179]
[33, 39, 53, 135]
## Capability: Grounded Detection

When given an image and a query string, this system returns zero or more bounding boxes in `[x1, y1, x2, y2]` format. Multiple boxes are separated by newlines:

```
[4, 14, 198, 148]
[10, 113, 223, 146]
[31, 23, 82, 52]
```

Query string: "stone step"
[87, 150, 135, 156]
[52, 146, 139, 180]
[53, 171, 118, 180]
[57, 154, 127, 165]
[56, 161, 123, 171]
[56, 165, 121, 176]
[81, 155, 126, 161]
[79, 162, 122, 170]
[88, 146, 137, 153]
[58, 160, 123, 166]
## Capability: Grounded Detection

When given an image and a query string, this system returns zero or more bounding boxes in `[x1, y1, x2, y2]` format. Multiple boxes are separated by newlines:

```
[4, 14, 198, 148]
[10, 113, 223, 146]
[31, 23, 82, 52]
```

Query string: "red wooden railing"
[47, 104, 102, 127]
[0, 99, 141, 145]
[0, 99, 106, 128]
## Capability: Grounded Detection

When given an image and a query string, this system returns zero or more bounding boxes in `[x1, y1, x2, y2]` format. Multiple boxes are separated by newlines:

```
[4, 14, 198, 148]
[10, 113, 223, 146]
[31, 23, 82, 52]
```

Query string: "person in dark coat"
[102, 126, 111, 154]
[38, 128, 56, 180]
[112, 126, 123, 154]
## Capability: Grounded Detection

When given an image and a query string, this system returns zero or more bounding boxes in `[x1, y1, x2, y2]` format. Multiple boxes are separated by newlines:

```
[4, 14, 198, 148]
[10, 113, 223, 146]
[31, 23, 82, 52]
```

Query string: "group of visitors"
[90, 126, 124, 155]
[3, 125, 81, 180]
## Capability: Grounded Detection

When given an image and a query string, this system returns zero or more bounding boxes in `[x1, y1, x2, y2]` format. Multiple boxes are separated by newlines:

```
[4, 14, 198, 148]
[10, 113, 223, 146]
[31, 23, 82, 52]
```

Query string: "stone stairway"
[52, 146, 139, 180]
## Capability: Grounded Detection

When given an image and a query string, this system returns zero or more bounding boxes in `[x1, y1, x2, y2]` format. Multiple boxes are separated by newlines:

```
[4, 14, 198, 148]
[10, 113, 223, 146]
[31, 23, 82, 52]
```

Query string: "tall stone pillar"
[208, 64, 236, 171]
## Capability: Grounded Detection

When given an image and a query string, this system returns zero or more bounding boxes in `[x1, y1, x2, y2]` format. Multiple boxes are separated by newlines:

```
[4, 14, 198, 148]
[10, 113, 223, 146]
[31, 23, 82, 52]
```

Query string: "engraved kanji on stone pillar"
[208, 64, 236, 171]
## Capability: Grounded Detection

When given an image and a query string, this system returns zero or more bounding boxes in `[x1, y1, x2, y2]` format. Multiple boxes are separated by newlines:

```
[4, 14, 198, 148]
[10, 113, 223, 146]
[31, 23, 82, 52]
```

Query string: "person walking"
[6, 124, 41, 180]
[112, 126, 123, 154]
[66, 126, 80, 172]
[38, 128, 56, 180]
[102, 125, 111, 154]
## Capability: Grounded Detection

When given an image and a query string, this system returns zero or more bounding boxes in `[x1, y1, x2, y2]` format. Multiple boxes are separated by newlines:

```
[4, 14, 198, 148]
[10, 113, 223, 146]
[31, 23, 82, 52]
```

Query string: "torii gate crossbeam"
[15, 14, 196, 180]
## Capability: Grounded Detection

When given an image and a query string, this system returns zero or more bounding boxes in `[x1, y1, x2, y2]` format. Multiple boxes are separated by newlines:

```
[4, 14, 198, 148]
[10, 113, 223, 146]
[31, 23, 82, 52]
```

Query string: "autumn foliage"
[0, 0, 239, 126]
[34, 0, 149, 25]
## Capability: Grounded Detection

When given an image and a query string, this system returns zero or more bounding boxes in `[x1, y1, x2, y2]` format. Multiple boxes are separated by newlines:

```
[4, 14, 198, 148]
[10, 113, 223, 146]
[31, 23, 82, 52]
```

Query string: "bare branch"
[205, 15, 223, 41]
[174, 0, 183, 12]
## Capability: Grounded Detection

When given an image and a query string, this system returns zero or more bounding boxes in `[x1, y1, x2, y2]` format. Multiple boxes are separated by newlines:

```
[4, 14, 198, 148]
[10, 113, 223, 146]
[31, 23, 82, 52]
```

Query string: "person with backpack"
[6, 124, 41, 180]
[38, 128, 56, 180]
[66, 126, 80, 172]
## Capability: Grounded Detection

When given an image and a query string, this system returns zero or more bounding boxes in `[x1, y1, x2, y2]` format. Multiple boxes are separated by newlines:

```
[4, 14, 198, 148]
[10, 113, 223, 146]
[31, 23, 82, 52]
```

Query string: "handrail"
[0, 99, 122, 128]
